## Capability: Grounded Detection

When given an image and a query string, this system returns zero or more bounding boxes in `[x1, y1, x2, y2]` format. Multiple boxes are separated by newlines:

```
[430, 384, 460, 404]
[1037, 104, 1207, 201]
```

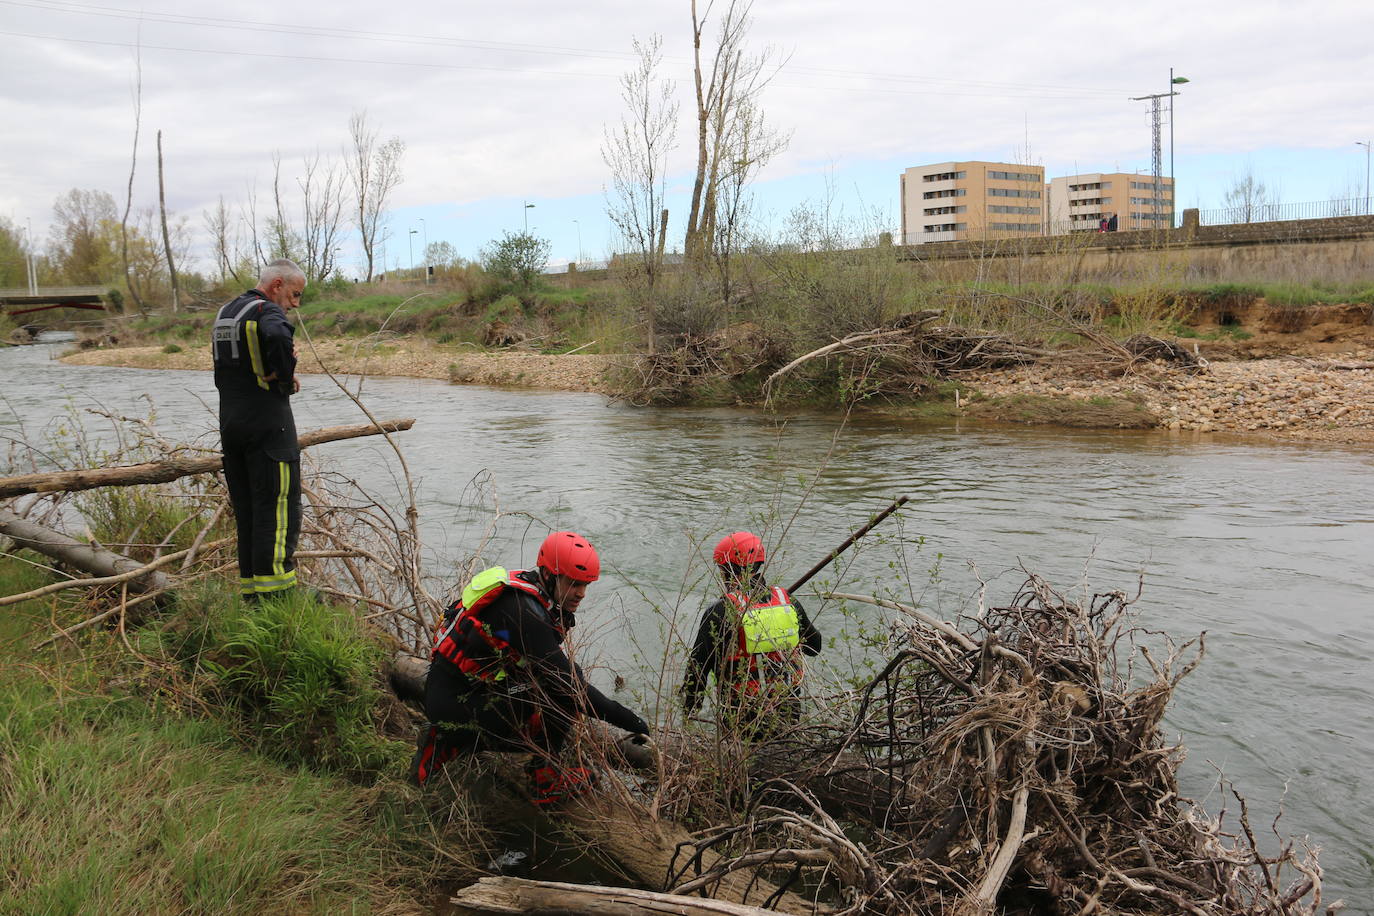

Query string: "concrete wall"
[900, 212, 1374, 286]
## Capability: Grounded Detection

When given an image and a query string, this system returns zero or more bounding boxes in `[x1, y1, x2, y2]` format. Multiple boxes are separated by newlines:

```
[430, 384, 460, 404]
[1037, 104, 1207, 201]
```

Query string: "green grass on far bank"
[0, 556, 461, 915]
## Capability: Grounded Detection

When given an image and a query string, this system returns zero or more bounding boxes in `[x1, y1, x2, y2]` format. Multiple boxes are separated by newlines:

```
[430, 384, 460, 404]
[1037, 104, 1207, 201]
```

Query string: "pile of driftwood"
[623, 307, 1208, 407]
[634, 577, 1330, 915]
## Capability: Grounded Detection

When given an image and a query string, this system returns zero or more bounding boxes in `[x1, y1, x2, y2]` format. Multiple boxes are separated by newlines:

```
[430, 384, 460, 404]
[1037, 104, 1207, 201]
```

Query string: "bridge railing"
[0, 285, 109, 298]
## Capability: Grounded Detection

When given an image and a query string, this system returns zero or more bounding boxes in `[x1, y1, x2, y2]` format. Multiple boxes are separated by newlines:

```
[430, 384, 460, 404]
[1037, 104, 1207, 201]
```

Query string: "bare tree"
[1222, 171, 1274, 223]
[711, 83, 787, 305]
[156, 130, 180, 312]
[49, 189, 117, 283]
[603, 35, 679, 291]
[346, 111, 405, 282]
[204, 196, 244, 287]
[299, 150, 348, 283]
[683, 0, 787, 264]
[268, 153, 299, 261]
[120, 45, 147, 314]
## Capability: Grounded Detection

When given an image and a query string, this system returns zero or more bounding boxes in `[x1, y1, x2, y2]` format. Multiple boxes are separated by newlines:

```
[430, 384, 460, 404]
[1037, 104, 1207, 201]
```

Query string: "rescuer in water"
[681, 531, 822, 736]
[412, 531, 650, 804]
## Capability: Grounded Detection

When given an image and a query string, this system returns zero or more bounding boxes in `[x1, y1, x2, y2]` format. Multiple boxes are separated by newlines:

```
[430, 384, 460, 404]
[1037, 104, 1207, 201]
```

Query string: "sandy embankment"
[60, 337, 1374, 443]
[60, 337, 621, 395]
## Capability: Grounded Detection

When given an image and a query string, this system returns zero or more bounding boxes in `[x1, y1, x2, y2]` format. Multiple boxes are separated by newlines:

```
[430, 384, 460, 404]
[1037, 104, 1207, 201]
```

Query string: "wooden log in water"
[0, 418, 416, 499]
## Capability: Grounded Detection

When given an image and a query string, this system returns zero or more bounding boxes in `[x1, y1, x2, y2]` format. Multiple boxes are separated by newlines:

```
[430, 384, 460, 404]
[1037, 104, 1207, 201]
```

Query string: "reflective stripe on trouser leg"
[248, 454, 300, 595]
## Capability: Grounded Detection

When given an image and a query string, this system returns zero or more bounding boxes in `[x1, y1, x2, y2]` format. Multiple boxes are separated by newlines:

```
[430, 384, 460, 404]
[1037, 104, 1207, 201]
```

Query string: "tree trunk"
[450, 876, 798, 915]
[0, 508, 170, 596]
[157, 130, 180, 313]
[0, 419, 416, 499]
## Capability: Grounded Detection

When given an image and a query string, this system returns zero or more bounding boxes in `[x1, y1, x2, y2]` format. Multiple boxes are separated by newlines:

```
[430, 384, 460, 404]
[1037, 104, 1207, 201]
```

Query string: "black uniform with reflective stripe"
[213, 289, 301, 597]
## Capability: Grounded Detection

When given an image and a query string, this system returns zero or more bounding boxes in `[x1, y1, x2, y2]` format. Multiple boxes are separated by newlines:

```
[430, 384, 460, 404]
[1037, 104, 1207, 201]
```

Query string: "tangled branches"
[660, 576, 1330, 914]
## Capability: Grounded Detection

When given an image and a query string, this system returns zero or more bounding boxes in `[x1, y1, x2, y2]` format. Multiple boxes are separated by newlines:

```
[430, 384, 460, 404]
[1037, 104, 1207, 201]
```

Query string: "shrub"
[162, 343, 182, 354]
[189, 590, 398, 774]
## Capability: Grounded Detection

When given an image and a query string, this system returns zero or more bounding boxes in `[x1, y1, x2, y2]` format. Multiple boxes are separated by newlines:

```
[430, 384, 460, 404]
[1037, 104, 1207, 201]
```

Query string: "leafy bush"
[162, 342, 182, 354]
[191, 590, 398, 773]
[480, 231, 551, 290]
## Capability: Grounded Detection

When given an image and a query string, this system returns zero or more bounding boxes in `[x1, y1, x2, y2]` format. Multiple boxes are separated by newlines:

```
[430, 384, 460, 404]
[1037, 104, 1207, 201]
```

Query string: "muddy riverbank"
[59, 334, 1374, 443]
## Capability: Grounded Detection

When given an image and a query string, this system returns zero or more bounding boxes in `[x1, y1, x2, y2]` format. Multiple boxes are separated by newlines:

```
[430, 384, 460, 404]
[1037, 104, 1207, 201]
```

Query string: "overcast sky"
[3, 0, 1372, 275]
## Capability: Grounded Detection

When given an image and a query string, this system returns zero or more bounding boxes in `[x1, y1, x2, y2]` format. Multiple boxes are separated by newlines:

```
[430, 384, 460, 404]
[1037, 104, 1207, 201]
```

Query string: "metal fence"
[1194, 196, 1374, 227]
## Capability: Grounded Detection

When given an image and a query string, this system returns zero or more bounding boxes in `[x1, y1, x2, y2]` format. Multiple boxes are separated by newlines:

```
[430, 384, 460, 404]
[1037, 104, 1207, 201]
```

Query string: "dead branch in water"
[0, 418, 416, 499]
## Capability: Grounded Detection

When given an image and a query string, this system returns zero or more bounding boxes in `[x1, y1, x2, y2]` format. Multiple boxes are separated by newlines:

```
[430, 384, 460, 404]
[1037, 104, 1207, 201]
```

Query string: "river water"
[2, 336, 1371, 903]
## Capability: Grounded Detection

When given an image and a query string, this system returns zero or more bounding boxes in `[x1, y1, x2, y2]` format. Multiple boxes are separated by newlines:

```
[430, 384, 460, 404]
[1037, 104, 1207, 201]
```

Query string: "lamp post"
[25, 217, 37, 295]
[573, 219, 582, 264]
[419, 218, 429, 283]
[1170, 70, 1189, 226]
[524, 202, 535, 233]
[1358, 141, 1372, 216]
[408, 229, 417, 271]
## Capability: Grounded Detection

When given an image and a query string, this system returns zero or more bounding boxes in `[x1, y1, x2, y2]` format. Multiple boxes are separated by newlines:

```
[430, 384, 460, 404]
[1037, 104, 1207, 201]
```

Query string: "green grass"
[0, 556, 459, 914]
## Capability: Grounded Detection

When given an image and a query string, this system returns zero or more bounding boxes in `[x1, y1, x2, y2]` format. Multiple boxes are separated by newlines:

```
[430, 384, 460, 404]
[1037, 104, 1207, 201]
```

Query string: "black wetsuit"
[681, 589, 822, 724]
[414, 569, 647, 785]
[212, 289, 300, 599]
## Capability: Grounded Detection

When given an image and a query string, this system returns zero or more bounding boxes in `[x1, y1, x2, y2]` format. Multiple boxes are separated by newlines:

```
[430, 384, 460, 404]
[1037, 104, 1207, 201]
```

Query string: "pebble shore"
[963, 352, 1374, 443]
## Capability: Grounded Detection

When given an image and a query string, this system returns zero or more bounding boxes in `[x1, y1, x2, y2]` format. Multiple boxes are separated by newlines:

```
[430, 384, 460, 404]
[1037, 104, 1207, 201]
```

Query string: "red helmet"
[536, 531, 601, 582]
[713, 531, 766, 566]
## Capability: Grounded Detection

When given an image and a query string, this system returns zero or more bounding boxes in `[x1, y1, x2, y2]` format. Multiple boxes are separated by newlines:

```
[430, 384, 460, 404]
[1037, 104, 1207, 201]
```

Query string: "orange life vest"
[431, 567, 557, 684]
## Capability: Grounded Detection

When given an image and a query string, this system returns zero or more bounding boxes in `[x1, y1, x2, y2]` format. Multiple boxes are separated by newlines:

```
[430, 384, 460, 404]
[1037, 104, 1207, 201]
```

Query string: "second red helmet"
[713, 531, 766, 566]
[536, 531, 601, 582]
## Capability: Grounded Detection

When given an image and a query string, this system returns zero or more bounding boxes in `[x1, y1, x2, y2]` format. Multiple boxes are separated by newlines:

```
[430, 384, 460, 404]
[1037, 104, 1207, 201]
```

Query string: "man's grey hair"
[257, 258, 305, 288]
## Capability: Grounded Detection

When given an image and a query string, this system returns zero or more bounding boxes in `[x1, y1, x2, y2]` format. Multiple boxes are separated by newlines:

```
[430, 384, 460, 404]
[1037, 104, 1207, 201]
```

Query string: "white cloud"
[3, 0, 1371, 267]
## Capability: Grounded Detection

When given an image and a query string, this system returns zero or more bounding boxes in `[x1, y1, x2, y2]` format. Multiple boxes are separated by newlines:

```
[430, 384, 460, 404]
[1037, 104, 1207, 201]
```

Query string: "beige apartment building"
[1046, 173, 1175, 234]
[899, 161, 1045, 244]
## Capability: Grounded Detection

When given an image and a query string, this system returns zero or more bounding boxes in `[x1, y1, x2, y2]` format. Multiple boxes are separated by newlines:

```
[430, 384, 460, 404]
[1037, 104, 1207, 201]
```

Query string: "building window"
[1130, 211, 1170, 221]
[924, 223, 967, 233]
[924, 205, 967, 215]
[1129, 196, 1172, 206]
[989, 205, 1040, 215]
[988, 222, 1039, 232]
[989, 188, 1042, 198]
[923, 188, 967, 199]
[1130, 180, 1172, 191]
[922, 170, 966, 182]
[988, 170, 1040, 182]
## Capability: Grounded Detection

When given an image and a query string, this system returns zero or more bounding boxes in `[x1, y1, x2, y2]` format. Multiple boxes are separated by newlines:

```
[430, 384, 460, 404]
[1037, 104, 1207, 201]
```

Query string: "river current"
[2, 336, 1371, 903]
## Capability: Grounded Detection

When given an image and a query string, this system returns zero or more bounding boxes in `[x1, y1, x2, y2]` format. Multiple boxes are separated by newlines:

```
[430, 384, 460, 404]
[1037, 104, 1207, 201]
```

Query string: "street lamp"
[408, 228, 417, 271]
[1357, 141, 1372, 216]
[1170, 70, 1189, 225]
[523, 202, 535, 233]
[573, 219, 583, 264]
[418, 218, 429, 283]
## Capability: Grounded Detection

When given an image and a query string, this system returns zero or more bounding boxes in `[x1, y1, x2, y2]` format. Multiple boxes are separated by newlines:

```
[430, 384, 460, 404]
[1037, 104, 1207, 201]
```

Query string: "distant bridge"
[0, 286, 109, 317]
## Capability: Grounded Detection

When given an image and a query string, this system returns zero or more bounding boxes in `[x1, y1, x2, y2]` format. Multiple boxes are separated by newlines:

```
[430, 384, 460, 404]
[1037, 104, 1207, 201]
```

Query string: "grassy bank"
[0, 555, 467, 915]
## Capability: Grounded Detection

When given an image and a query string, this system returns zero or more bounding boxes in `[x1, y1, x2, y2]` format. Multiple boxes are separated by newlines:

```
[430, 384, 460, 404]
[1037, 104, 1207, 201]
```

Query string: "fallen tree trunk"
[390, 652, 822, 912]
[0, 418, 417, 499]
[0, 508, 171, 596]
[450, 876, 797, 915]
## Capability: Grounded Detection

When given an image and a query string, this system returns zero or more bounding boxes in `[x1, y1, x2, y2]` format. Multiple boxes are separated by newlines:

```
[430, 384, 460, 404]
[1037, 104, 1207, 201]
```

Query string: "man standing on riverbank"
[212, 259, 305, 603]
